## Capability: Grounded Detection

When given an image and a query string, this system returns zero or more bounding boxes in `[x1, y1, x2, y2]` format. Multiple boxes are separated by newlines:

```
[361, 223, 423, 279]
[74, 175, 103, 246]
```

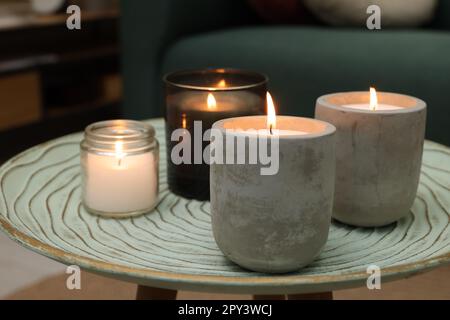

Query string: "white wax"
[83, 152, 158, 214]
[243, 129, 308, 136]
[342, 103, 403, 111]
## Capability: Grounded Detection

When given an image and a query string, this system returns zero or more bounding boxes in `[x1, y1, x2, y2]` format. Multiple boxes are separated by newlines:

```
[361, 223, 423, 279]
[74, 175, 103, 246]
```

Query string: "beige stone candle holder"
[210, 116, 336, 273]
[315, 92, 426, 227]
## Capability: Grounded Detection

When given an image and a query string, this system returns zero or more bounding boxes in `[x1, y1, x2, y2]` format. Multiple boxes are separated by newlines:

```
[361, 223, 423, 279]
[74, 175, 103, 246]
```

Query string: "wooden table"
[1, 119, 449, 299]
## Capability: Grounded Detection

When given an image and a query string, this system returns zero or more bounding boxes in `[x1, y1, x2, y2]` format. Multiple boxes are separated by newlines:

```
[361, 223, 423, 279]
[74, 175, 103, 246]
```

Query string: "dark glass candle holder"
[164, 68, 268, 200]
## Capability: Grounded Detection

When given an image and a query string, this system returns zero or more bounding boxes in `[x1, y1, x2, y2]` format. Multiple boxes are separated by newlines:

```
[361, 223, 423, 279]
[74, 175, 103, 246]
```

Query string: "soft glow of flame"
[217, 79, 226, 88]
[370, 87, 378, 111]
[181, 113, 187, 129]
[266, 92, 276, 134]
[115, 140, 125, 166]
[207, 93, 217, 109]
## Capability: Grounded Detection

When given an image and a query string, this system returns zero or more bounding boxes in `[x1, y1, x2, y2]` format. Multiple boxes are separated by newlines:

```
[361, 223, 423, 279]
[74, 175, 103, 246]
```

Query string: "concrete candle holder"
[315, 92, 426, 227]
[210, 116, 336, 273]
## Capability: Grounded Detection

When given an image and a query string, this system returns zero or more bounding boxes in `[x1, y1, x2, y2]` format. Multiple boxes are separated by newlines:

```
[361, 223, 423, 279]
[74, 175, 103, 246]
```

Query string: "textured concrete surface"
[211, 116, 336, 273]
[315, 92, 426, 227]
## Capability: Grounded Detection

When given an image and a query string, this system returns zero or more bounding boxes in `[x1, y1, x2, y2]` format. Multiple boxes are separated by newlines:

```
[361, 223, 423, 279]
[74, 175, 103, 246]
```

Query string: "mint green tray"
[1, 118, 449, 294]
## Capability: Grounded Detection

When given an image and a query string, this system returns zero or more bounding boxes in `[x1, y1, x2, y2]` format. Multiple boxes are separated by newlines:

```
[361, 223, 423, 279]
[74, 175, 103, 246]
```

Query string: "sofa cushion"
[303, 0, 438, 27]
[247, 0, 317, 24]
[163, 27, 450, 145]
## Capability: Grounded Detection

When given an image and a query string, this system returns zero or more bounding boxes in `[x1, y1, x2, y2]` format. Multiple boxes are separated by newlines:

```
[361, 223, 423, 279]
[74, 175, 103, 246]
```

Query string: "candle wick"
[270, 124, 273, 135]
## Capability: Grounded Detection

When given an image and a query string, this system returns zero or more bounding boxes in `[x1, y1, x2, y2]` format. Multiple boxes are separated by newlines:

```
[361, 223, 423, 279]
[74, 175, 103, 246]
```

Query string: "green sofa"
[121, 0, 450, 146]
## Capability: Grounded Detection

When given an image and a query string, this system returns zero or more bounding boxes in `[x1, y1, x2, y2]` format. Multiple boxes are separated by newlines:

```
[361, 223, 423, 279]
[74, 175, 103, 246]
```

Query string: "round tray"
[1, 119, 449, 294]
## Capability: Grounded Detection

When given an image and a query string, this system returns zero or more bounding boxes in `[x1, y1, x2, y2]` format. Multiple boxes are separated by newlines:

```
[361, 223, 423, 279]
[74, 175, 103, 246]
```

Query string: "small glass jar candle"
[80, 120, 159, 218]
[164, 68, 267, 200]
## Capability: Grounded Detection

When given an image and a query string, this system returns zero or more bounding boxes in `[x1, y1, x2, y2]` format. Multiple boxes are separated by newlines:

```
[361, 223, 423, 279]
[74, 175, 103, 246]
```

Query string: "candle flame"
[181, 113, 187, 129]
[207, 93, 217, 109]
[266, 92, 276, 134]
[115, 140, 125, 166]
[370, 87, 378, 111]
[217, 79, 226, 88]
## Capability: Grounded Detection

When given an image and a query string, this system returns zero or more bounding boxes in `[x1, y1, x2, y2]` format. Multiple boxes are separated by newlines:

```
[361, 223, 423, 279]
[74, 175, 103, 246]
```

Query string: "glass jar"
[164, 68, 268, 200]
[80, 120, 159, 218]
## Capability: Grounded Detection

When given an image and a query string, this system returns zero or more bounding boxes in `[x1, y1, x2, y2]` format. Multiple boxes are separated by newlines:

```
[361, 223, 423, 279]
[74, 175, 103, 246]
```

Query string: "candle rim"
[163, 68, 268, 92]
[85, 119, 155, 140]
[213, 115, 336, 139]
[82, 120, 158, 155]
[318, 91, 426, 115]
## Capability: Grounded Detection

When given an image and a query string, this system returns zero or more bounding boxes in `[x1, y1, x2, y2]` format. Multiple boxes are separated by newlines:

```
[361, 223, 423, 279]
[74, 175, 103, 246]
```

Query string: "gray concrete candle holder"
[315, 92, 426, 227]
[210, 116, 336, 273]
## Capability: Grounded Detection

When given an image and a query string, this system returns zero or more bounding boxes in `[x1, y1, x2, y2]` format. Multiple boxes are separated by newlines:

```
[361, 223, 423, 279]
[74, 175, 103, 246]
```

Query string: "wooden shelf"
[0, 9, 119, 32]
[0, 45, 118, 75]
[0, 6, 121, 156]
[46, 96, 121, 119]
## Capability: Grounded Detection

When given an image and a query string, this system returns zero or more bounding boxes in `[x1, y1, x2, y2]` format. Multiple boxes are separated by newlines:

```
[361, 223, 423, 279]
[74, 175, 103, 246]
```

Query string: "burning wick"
[266, 92, 276, 135]
[181, 113, 187, 129]
[370, 87, 378, 111]
[207, 93, 217, 110]
[115, 141, 125, 166]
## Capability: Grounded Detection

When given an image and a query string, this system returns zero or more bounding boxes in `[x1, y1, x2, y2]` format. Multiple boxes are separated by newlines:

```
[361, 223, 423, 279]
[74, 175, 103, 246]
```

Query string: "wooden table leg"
[136, 285, 178, 300]
[287, 291, 333, 300]
[253, 295, 286, 300]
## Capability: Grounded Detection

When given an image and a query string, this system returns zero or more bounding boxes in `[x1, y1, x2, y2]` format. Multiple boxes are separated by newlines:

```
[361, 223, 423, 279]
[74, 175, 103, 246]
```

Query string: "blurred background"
[1, 0, 450, 163]
[0, 0, 120, 163]
[0, 0, 449, 299]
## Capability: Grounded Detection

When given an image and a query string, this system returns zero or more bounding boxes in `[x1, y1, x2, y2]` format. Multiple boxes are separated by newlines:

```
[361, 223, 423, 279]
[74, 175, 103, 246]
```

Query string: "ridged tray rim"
[1, 120, 449, 294]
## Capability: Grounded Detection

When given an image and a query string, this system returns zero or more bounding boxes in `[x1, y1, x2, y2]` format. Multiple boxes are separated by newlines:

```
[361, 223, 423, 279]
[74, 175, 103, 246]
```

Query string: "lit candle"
[315, 89, 426, 227]
[237, 92, 308, 136]
[342, 88, 403, 111]
[164, 69, 267, 200]
[210, 93, 336, 273]
[81, 120, 159, 218]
